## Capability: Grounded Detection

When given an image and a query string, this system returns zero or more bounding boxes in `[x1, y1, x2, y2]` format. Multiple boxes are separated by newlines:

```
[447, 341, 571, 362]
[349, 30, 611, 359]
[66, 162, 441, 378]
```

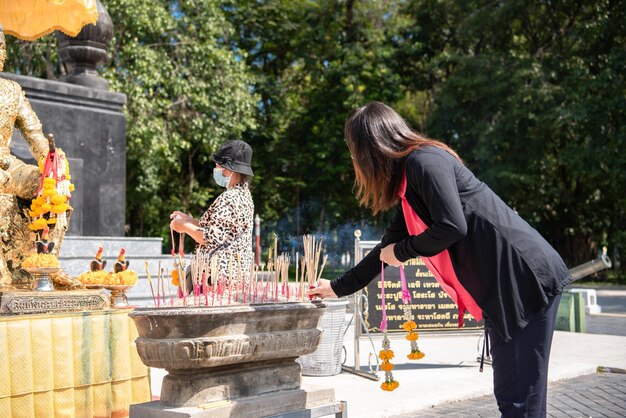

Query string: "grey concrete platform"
[132, 385, 339, 418]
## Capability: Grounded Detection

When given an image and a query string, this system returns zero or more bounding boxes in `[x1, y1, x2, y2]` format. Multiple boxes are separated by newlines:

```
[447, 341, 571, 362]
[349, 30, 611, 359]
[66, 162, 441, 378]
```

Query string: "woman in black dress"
[309, 102, 572, 417]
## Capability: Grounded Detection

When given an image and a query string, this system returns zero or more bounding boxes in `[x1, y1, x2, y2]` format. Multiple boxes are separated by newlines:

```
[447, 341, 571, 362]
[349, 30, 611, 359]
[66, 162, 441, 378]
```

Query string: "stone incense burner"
[129, 302, 326, 410]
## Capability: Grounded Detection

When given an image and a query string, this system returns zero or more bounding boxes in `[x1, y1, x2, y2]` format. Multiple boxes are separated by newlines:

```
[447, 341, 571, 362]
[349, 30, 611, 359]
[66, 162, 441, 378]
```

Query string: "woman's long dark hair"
[345, 101, 461, 214]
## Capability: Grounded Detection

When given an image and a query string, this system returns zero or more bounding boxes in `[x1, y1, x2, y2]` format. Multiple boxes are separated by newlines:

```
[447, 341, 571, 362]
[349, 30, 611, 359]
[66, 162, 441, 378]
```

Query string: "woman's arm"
[328, 207, 410, 298]
[170, 218, 205, 245]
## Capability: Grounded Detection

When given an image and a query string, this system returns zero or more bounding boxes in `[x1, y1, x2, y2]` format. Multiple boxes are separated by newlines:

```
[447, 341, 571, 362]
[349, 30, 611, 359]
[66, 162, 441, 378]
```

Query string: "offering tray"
[24, 267, 59, 292]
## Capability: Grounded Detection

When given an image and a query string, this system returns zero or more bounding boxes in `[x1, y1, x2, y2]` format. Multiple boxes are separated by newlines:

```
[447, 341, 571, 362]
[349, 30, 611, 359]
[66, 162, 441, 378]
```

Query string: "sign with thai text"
[360, 248, 483, 333]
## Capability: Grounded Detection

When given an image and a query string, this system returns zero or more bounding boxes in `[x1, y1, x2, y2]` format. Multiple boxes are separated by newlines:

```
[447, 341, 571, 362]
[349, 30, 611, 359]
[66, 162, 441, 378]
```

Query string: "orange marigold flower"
[28, 218, 48, 231]
[171, 269, 180, 286]
[378, 349, 394, 361]
[402, 320, 417, 332]
[381, 361, 394, 372]
[406, 331, 419, 341]
[52, 203, 70, 214]
[51, 195, 67, 205]
[381, 380, 399, 391]
[408, 351, 425, 360]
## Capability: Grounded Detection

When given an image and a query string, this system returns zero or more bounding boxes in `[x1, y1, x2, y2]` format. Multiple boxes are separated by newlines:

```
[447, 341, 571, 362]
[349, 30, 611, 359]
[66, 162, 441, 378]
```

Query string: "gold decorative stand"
[106, 284, 132, 308]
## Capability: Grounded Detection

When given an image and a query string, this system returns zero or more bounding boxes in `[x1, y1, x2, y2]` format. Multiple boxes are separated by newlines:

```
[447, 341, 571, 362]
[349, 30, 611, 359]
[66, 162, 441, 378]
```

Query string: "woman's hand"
[169, 218, 186, 233]
[380, 243, 402, 267]
[307, 279, 338, 299]
[170, 211, 192, 221]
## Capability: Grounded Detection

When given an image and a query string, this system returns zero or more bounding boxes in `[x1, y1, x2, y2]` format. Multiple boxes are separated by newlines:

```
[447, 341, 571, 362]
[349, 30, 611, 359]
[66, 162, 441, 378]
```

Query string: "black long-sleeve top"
[331, 147, 573, 341]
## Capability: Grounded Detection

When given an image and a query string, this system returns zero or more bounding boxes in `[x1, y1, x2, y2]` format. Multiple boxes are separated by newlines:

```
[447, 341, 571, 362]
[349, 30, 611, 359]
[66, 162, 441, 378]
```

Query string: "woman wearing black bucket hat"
[170, 140, 254, 290]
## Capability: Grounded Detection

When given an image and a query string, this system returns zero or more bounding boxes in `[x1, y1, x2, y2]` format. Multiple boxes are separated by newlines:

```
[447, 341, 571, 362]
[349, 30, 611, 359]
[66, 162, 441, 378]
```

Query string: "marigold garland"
[28, 148, 74, 232]
[406, 331, 418, 341]
[402, 304, 426, 361]
[379, 332, 399, 392]
[380, 361, 394, 372]
[381, 380, 399, 391]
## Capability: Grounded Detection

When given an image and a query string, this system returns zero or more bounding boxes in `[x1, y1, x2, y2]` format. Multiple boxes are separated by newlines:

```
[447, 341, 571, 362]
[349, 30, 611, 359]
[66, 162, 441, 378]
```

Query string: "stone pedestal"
[129, 385, 340, 418]
[129, 302, 343, 417]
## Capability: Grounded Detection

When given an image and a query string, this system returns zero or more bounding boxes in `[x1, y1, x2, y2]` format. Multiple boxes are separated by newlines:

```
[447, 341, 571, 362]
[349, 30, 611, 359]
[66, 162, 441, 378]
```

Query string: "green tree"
[4, 34, 60, 79]
[224, 0, 406, 240]
[4, 0, 258, 249]
[398, 0, 626, 267]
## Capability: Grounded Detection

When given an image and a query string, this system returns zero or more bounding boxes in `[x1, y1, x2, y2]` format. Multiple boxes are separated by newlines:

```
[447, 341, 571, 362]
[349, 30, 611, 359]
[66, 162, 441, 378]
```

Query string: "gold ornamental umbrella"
[0, 0, 98, 41]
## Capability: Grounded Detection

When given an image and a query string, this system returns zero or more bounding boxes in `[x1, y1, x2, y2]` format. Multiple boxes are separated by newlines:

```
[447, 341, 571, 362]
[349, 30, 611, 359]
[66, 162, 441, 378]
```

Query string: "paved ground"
[394, 285, 626, 418]
[396, 372, 626, 417]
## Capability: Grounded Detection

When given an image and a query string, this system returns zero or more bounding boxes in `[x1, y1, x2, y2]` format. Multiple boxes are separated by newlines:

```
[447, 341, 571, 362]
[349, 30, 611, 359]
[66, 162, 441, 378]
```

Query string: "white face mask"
[213, 167, 231, 188]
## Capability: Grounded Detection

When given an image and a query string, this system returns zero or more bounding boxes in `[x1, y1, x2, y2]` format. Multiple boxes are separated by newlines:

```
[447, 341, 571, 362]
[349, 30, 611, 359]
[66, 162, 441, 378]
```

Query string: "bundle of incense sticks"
[143, 235, 329, 307]
[300, 235, 328, 300]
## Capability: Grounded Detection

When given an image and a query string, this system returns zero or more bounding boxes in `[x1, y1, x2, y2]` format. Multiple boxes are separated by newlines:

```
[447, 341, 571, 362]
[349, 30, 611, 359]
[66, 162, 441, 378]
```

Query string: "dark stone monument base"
[130, 384, 339, 418]
[161, 358, 302, 407]
[0, 289, 109, 315]
[2, 72, 127, 236]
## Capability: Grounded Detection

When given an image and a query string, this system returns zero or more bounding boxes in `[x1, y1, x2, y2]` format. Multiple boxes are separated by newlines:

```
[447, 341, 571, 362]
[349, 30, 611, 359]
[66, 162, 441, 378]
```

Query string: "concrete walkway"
[307, 285, 626, 417]
[300, 329, 626, 417]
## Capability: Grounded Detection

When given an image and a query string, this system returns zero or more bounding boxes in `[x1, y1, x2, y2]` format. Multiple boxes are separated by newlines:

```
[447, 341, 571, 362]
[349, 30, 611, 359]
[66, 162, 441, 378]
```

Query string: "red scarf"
[398, 173, 483, 326]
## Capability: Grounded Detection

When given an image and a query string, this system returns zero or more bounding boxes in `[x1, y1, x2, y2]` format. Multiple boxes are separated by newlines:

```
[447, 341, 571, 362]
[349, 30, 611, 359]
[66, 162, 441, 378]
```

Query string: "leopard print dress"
[196, 182, 254, 284]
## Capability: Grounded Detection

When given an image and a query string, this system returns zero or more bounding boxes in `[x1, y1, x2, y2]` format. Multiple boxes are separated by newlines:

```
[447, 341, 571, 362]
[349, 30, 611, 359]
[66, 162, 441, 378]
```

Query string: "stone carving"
[135, 329, 322, 369]
[56, 0, 113, 90]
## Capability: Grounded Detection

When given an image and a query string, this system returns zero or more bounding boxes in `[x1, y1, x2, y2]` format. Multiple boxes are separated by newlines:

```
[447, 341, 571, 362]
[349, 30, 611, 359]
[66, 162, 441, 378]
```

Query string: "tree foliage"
[399, 0, 626, 266]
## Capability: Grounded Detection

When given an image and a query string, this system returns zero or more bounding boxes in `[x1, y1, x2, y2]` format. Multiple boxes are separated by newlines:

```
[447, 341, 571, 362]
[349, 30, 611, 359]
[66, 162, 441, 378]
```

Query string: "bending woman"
[309, 102, 572, 417]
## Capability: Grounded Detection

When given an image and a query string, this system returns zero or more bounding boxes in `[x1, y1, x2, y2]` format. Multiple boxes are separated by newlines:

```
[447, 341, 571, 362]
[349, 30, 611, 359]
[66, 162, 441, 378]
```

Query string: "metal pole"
[569, 251, 612, 281]
[353, 230, 362, 372]
[255, 214, 261, 266]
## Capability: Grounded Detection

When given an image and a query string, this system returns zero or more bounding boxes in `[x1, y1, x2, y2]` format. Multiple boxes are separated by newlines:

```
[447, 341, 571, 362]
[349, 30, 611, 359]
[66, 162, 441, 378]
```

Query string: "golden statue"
[0, 26, 52, 288]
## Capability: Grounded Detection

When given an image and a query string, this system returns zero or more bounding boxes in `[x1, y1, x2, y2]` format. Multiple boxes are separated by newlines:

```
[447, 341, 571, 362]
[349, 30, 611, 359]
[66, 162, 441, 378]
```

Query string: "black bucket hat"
[211, 140, 254, 176]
